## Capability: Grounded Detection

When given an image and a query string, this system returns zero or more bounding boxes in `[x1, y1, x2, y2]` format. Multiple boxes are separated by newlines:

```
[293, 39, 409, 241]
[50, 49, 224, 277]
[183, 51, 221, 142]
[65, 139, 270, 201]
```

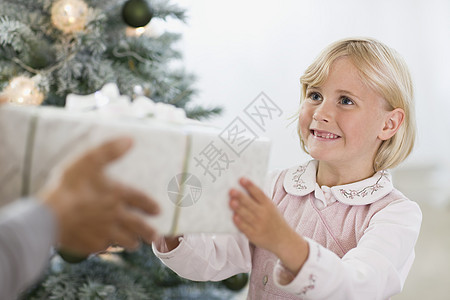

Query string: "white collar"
[283, 160, 393, 205]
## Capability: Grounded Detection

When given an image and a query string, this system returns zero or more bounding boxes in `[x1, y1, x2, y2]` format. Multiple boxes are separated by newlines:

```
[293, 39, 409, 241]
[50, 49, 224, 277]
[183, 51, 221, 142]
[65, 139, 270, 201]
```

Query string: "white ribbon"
[65, 83, 187, 122]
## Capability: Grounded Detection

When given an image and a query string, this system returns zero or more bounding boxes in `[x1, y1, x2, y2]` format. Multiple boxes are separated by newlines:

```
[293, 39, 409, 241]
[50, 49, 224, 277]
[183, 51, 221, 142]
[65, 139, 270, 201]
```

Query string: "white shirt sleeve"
[0, 199, 57, 299]
[153, 233, 252, 281]
[273, 199, 422, 300]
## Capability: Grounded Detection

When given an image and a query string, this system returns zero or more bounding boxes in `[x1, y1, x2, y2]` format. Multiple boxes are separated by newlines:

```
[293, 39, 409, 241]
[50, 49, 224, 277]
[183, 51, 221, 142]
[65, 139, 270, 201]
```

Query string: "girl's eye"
[340, 96, 354, 105]
[308, 92, 322, 101]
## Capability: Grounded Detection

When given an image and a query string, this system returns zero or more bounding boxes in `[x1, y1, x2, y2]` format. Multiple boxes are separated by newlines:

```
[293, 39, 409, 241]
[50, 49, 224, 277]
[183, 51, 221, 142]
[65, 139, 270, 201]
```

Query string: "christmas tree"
[0, 0, 221, 119]
[0, 0, 249, 298]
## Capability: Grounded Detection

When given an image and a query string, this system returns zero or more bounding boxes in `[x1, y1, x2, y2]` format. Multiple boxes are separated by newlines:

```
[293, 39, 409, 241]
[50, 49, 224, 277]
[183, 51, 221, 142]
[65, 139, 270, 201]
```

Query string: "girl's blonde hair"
[298, 37, 416, 171]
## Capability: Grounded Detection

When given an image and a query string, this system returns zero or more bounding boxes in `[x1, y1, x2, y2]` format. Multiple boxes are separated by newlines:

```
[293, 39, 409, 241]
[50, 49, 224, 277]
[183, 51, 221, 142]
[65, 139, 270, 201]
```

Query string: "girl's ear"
[378, 108, 405, 141]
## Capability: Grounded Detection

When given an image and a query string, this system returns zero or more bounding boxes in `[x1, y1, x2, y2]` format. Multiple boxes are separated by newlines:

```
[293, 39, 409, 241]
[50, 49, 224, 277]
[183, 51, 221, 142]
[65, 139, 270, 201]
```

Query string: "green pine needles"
[22, 244, 240, 300]
[0, 0, 222, 120]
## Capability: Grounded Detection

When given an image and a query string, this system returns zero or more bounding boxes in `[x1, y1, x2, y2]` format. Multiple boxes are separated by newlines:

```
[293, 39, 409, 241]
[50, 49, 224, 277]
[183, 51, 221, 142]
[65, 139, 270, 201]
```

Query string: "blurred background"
[163, 0, 450, 298]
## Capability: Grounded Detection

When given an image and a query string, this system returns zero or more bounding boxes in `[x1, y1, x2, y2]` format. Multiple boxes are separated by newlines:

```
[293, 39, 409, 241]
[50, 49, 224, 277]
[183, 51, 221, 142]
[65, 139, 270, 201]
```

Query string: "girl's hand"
[229, 177, 289, 253]
[229, 177, 309, 275]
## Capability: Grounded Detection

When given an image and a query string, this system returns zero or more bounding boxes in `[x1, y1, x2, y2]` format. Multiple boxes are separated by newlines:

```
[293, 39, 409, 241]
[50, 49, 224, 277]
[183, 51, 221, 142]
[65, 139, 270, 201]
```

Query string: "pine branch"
[78, 280, 116, 299]
[152, 0, 188, 22]
[0, 17, 36, 53]
[0, 17, 55, 70]
[186, 105, 224, 120]
[79, 56, 116, 93]
[0, 58, 22, 86]
[21, 246, 240, 299]
[1, 0, 45, 15]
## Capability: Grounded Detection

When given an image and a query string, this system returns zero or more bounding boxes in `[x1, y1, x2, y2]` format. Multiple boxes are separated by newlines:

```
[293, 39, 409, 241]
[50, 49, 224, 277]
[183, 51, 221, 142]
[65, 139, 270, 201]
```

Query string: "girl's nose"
[312, 98, 334, 123]
[313, 109, 330, 123]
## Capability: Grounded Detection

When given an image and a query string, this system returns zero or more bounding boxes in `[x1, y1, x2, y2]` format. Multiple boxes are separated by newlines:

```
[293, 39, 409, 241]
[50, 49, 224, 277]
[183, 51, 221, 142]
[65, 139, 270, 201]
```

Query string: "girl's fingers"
[232, 214, 254, 236]
[229, 189, 258, 211]
[230, 199, 257, 224]
[239, 177, 269, 204]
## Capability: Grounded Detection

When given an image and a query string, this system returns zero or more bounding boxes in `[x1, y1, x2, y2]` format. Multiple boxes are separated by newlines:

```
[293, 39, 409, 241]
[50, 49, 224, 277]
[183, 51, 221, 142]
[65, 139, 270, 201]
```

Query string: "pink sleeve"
[152, 233, 252, 281]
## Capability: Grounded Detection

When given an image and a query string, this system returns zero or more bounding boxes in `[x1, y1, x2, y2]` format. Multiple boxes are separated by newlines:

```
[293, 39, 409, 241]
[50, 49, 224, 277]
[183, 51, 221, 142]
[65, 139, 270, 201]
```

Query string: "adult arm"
[0, 200, 56, 299]
[0, 137, 160, 298]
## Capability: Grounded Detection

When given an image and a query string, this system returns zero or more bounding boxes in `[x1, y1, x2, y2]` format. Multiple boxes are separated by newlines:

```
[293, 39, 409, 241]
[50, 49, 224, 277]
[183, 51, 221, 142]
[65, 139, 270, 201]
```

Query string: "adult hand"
[0, 93, 7, 104]
[39, 137, 160, 255]
[229, 177, 308, 275]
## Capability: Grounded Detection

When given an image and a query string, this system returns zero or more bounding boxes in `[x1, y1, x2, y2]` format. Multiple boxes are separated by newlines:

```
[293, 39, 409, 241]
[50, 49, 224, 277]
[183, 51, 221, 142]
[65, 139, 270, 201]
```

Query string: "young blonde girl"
[153, 37, 422, 300]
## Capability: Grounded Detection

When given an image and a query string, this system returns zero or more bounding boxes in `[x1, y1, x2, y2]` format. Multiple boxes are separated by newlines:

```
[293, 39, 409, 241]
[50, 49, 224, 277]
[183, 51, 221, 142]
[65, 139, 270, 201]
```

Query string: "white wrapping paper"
[0, 104, 271, 234]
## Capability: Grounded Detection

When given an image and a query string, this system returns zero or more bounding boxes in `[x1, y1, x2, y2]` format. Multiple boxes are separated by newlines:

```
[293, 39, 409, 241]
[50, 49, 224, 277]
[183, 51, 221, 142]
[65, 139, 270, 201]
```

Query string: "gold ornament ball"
[2, 76, 44, 106]
[51, 0, 89, 34]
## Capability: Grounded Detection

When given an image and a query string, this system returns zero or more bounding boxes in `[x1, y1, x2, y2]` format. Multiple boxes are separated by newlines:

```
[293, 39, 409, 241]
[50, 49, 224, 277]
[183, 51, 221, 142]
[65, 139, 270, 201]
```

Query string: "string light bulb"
[51, 0, 89, 34]
[125, 21, 162, 38]
[2, 76, 44, 106]
[125, 26, 146, 37]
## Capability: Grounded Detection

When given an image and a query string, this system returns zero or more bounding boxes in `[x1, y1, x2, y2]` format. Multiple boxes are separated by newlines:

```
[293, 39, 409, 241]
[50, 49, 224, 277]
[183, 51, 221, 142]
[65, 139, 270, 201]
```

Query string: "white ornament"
[51, 0, 89, 34]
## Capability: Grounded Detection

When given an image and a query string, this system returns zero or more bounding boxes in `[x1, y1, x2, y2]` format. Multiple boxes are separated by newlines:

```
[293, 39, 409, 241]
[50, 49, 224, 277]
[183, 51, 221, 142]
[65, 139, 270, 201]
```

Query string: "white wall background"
[160, 0, 450, 174]
[154, 2, 450, 298]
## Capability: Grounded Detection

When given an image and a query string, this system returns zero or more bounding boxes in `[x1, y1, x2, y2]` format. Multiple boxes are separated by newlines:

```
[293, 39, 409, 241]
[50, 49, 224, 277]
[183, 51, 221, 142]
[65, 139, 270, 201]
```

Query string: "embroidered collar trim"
[283, 160, 393, 205]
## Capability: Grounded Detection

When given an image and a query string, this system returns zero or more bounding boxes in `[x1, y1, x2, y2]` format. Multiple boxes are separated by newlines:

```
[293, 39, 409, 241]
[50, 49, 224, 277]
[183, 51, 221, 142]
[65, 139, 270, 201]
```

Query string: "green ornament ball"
[27, 47, 55, 69]
[222, 273, 249, 291]
[57, 249, 88, 264]
[122, 0, 154, 28]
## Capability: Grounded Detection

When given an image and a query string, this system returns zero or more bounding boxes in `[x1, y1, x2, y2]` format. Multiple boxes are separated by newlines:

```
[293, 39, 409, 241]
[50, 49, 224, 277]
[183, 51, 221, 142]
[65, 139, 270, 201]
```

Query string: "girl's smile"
[310, 129, 341, 140]
[298, 56, 403, 185]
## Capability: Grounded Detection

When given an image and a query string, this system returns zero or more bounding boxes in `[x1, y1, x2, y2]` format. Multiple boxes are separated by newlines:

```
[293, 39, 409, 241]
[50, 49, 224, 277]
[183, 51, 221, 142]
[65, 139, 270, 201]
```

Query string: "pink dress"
[153, 160, 422, 299]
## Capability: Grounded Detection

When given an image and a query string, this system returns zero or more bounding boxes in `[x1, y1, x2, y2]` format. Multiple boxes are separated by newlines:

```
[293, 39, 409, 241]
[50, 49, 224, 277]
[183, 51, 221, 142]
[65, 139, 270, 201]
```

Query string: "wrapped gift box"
[0, 103, 271, 235]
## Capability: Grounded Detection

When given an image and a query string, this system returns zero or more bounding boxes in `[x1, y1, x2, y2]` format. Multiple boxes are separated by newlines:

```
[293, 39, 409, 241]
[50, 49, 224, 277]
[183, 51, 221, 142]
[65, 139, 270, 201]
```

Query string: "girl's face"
[298, 57, 393, 172]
